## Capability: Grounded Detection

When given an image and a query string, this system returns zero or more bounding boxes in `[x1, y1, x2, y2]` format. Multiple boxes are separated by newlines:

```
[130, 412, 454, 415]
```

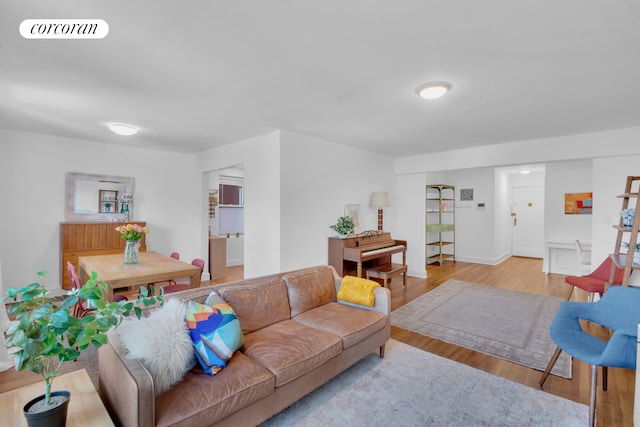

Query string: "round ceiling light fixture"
[108, 123, 139, 136]
[416, 82, 452, 100]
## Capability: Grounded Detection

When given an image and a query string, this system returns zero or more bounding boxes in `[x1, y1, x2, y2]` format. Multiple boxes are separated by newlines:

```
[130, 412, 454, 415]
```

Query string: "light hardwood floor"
[0, 258, 634, 426]
[391, 257, 634, 427]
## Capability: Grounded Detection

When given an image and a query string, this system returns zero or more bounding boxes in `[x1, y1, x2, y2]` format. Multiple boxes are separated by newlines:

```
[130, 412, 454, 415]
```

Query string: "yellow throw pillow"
[337, 276, 380, 307]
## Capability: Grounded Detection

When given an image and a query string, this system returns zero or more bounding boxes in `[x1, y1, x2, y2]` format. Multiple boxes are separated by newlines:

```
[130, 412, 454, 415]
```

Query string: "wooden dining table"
[78, 251, 201, 300]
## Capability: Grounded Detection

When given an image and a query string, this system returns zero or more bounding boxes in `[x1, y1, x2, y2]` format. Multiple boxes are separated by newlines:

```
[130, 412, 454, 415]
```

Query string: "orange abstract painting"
[564, 192, 593, 215]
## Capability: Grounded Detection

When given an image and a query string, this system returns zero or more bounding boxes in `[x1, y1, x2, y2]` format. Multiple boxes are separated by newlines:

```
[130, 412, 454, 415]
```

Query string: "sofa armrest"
[335, 286, 391, 319]
[331, 267, 391, 319]
[98, 330, 156, 427]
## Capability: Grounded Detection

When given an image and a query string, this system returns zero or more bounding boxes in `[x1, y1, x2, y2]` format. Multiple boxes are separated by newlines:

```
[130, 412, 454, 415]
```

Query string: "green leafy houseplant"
[1, 270, 163, 410]
[330, 216, 355, 236]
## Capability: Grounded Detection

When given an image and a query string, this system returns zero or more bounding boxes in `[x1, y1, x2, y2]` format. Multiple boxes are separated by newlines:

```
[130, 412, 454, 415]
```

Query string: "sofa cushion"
[155, 351, 275, 427]
[293, 302, 387, 349]
[117, 299, 196, 396]
[242, 319, 342, 386]
[186, 290, 244, 375]
[282, 266, 337, 317]
[217, 278, 290, 334]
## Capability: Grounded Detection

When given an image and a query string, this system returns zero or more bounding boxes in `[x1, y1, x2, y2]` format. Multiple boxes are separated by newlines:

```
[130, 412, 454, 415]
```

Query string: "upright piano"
[328, 231, 407, 277]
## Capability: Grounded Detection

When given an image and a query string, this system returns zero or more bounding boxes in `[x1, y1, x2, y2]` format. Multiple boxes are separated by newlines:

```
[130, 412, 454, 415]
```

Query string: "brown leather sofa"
[98, 265, 391, 427]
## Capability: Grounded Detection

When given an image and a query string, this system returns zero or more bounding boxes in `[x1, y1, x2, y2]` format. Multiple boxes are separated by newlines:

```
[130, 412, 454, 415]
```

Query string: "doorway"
[207, 166, 245, 279]
[511, 186, 545, 258]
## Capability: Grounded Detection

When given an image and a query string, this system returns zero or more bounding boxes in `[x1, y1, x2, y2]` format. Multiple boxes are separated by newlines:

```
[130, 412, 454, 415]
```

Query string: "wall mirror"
[65, 172, 134, 221]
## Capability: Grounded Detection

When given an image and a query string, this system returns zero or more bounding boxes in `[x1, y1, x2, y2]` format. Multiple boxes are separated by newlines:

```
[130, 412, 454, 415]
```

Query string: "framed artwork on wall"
[345, 204, 361, 232]
[564, 192, 593, 214]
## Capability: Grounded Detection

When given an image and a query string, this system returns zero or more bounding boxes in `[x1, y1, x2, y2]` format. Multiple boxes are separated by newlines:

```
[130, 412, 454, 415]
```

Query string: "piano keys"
[328, 230, 407, 278]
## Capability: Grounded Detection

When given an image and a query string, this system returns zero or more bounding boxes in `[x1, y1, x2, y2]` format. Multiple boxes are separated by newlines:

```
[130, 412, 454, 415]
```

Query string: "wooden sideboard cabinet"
[60, 221, 147, 289]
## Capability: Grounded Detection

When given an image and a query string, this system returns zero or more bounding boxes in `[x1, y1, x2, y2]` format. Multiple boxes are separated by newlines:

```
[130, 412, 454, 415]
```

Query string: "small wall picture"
[345, 204, 361, 232]
[564, 192, 593, 215]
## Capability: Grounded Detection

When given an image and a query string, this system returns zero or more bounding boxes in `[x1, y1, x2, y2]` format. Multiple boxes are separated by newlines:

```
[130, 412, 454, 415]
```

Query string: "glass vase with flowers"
[115, 224, 149, 264]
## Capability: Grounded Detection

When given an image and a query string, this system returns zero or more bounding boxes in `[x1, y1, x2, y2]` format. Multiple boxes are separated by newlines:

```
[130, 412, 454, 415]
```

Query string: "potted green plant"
[1, 270, 162, 427]
[330, 216, 355, 237]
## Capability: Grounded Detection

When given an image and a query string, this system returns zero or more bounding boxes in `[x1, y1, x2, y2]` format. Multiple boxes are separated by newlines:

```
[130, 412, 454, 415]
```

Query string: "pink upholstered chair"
[145, 251, 182, 293]
[163, 258, 205, 294]
[564, 257, 626, 302]
[67, 261, 126, 317]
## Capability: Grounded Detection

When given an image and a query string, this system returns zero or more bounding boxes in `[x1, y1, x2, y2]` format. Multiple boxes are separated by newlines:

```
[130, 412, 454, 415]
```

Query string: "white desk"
[544, 240, 591, 274]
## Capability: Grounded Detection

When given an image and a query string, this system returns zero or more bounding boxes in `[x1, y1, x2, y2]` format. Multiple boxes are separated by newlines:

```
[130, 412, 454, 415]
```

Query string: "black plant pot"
[23, 390, 71, 427]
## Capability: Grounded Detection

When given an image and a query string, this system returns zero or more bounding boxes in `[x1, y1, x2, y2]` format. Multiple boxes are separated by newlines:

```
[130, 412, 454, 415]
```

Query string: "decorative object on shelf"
[621, 241, 640, 263]
[621, 208, 636, 227]
[115, 223, 149, 264]
[119, 192, 133, 220]
[441, 202, 448, 212]
[1, 270, 161, 427]
[330, 216, 355, 237]
[104, 202, 112, 212]
[370, 191, 390, 231]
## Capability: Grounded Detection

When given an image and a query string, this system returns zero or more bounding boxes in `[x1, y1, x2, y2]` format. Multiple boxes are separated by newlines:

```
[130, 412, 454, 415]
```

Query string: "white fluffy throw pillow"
[117, 298, 196, 395]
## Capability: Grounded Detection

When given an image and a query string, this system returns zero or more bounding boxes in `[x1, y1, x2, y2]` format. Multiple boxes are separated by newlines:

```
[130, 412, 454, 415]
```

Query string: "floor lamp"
[370, 191, 390, 231]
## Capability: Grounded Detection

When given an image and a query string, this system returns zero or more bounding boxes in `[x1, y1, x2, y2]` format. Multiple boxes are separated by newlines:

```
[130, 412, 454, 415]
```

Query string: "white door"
[511, 186, 545, 258]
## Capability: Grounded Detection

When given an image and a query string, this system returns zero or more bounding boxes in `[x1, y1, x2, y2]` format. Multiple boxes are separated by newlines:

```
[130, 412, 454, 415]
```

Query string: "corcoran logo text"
[20, 19, 109, 39]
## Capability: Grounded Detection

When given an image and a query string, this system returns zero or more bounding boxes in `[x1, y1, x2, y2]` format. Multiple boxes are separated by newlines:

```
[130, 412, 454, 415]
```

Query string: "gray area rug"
[391, 280, 571, 378]
[260, 339, 587, 426]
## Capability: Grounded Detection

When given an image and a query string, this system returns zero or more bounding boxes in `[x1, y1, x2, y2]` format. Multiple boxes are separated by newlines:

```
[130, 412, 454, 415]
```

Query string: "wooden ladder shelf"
[609, 176, 640, 286]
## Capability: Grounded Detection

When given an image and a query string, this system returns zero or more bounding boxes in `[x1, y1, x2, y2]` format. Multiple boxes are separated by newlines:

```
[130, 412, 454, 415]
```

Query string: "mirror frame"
[65, 172, 134, 221]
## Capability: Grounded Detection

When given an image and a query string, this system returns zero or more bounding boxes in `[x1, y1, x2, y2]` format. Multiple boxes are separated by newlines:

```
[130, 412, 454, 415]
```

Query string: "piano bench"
[366, 263, 407, 289]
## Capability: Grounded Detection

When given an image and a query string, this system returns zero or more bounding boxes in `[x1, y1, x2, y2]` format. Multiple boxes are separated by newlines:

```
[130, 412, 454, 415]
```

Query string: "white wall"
[0, 129, 196, 289]
[395, 173, 428, 278]
[443, 168, 497, 263]
[279, 130, 395, 272]
[395, 126, 640, 174]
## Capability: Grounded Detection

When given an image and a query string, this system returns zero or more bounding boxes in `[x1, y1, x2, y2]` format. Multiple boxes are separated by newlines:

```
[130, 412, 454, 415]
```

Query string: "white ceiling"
[2, 1, 639, 158]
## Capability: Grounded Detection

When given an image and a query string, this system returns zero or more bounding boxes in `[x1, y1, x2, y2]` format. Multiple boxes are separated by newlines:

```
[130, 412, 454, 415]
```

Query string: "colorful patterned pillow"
[185, 290, 244, 375]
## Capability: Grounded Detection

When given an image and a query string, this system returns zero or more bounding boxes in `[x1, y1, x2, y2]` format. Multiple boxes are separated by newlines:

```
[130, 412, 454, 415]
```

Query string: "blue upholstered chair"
[539, 286, 640, 427]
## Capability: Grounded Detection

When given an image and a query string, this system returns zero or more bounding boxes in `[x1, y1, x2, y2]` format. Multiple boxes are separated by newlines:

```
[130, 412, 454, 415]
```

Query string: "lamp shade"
[370, 192, 390, 208]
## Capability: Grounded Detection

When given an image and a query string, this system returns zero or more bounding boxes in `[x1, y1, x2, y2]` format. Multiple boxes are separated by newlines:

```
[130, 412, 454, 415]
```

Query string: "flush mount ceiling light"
[519, 168, 532, 174]
[108, 123, 139, 136]
[416, 82, 452, 100]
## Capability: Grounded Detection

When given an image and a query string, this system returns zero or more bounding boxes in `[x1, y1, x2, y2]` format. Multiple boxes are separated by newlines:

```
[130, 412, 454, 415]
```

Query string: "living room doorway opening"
[206, 165, 245, 279]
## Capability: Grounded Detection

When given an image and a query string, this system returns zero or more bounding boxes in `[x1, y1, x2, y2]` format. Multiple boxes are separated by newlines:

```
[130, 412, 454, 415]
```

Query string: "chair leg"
[564, 285, 574, 301]
[589, 364, 597, 427]
[539, 346, 563, 388]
